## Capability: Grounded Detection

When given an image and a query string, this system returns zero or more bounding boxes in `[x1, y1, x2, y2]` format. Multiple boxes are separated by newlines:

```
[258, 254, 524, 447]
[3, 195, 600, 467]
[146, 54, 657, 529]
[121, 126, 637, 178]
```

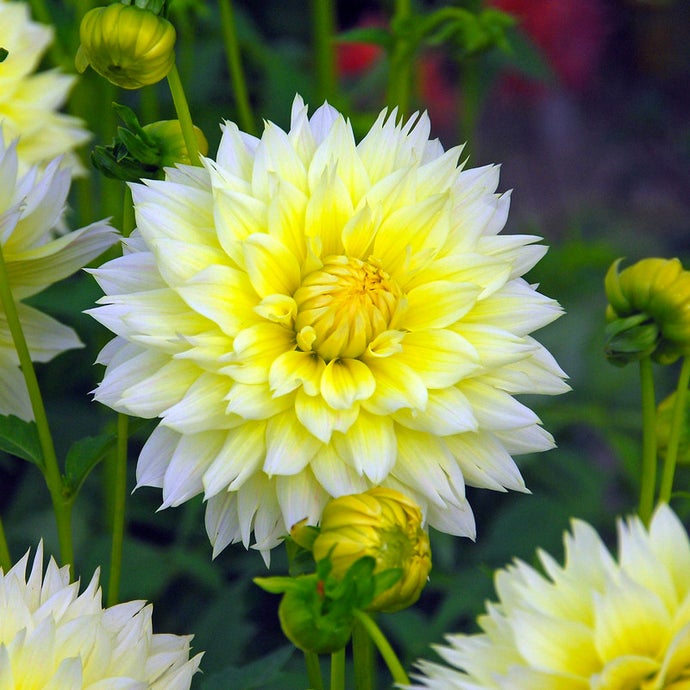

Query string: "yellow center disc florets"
[294, 256, 401, 361]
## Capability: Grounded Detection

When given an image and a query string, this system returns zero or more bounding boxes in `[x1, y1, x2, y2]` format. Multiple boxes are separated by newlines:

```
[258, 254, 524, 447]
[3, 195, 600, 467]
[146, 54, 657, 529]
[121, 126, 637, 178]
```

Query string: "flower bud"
[75, 3, 176, 89]
[605, 257, 690, 365]
[312, 487, 431, 613]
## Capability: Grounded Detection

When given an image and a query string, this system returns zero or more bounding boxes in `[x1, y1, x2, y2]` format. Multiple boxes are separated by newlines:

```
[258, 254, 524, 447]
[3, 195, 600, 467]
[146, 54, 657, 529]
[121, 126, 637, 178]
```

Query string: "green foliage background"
[2, 0, 690, 686]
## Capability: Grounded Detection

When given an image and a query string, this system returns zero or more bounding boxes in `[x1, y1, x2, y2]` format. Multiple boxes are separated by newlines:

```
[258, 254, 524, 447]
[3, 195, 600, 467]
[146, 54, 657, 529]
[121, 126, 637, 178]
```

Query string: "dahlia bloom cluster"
[89, 96, 567, 559]
[0, 0, 89, 174]
[0, 543, 202, 688]
[0, 134, 116, 419]
[410, 503, 690, 689]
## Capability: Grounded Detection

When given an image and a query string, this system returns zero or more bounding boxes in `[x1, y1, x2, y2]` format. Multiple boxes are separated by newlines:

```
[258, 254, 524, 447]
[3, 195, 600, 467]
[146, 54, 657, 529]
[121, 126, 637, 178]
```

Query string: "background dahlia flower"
[89, 96, 567, 559]
[409, 503, 690, 690]
[0, 133, 116, 419]
[0, 543, 202, 688]
[0, 0, 90, 174]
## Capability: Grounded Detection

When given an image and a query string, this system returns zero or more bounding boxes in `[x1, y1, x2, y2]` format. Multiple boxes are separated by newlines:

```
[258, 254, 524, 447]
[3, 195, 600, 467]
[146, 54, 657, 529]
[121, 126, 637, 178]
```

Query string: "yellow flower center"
[294, 255, 401, 361]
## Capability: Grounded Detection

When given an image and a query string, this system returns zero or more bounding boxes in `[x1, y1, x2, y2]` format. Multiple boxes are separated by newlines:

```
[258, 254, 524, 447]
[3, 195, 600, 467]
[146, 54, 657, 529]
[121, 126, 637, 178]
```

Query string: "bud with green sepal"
[255, 555, 401, 655]
[91, 103, 207, 181]
[312, 487, 431, 613]
[605, 257, 690, 365]
[75, 0, 176, 89]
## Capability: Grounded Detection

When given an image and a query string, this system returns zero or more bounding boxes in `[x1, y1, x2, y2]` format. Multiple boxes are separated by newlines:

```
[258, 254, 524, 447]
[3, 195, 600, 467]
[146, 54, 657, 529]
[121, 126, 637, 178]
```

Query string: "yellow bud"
[76, 3, 176, 89]
[143, 120, 208, 166]
[605, 257, 690, 364]
[312, 488, 431, 613]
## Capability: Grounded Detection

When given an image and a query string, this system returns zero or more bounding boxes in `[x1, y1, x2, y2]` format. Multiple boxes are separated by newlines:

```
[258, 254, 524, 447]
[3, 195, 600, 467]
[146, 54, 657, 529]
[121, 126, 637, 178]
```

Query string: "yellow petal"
[320, 358, 375, 410]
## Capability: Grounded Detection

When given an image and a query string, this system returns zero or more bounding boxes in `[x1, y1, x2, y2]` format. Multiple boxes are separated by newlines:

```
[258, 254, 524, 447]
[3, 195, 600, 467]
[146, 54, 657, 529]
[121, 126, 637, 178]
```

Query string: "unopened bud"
[312, 487, 431, 613]
[75, 3, 176, 89]
[605, 258, 690, 365]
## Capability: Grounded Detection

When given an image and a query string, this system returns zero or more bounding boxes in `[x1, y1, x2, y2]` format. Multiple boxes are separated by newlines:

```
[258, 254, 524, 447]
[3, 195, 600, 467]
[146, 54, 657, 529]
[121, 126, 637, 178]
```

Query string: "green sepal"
[0, 414, 43, 468]
[604, 313, 659, 366]
[255, 555, 402, 655]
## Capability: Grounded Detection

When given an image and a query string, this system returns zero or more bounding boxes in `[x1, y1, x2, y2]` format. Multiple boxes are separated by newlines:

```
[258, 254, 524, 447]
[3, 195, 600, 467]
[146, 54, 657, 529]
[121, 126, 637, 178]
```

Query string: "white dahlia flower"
[88, 96, 568, 560]
[409, 503, 690, 690]
[0, 133, 117, 419]
[0, 0, 89, 174]
[0, 543, 203, 688]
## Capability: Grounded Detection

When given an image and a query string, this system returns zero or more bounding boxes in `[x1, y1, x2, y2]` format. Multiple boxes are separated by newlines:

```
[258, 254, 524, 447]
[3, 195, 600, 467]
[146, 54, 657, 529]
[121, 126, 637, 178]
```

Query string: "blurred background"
[2, 0, 690, 686]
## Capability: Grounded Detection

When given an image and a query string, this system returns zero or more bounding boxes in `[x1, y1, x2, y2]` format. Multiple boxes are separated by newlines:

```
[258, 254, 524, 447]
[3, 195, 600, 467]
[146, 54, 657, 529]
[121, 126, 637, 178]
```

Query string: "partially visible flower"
[313, 487, 431, 612]
[0, 0, 90, 174]
[0, 542, 203, 687]
[0, 132, 117, 419]
[88, 96, 567, 562]
[605, 257, 690, 364]
[336, 13, 385, 77]
[409, 503, 690, 689]
[76, 3, 176, 89]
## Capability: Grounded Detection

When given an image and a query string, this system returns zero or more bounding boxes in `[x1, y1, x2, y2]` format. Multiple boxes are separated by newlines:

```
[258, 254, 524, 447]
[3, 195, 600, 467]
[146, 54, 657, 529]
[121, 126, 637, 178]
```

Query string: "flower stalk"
[304, 651, 325, 690]
[0, 243, 73, 572]
[352, 617, 375, 690]
[312, 0, 337, 103]
[353, 610, 410, 685]
[219, 0, 256, 134]
[386, 0, 412, 116]
[167, 63, 201, 165]
[107, 413, 129, 607]
[639, 355, 657, 524]
[330, 647, 346, 690]
[0, 515, 11, 571]
[658, 356, 690, 505]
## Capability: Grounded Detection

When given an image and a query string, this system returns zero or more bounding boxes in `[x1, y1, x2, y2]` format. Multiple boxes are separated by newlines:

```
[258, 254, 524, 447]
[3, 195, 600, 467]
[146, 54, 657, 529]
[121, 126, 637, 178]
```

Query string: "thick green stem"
[0, 244, 73, 571]
[28, 0, 69, 69]
[304, 651, 325, 690]
[330, 647, 346, 690]
[659, 357, 690, 505]
[386, 0, 413, 116]
[166, 64, 201, 165]
[353, 616, 375, 690]
[353, 610, 409, 685]
[121, 184, 135, 238]
[106, 413, 129, 607]
[312, 0, 337, 103]
[219, 0, 256, 134]
[0, 515, 11, 571]
[639, 356, 657, 524]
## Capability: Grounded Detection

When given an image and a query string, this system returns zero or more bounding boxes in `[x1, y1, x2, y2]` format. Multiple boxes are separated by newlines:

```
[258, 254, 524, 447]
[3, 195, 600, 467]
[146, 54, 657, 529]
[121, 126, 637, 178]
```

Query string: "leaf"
[63, 433, 116, 493]
[336, 26, 393, 51]
[0, 415, 43, 467]
[200, 646, 295, 690]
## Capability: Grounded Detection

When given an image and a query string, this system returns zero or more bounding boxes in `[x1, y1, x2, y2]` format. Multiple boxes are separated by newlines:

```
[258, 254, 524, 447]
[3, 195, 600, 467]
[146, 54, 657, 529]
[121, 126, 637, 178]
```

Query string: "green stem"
[639, 356, 657, 524]
[0, 244, 74, 571]
[166, 64, 201, 165]
[219, 0, 256, 134]
[121, 184, 135, 238]
[0, 515, 11, 571]
[330, 647, 346, 690]
[304, 651, 325, 690]
[458, 58, 481, 160]
[386, 0, 413, 116]
[353, 610, 409, 685]
[27, 0, 69, 69]
[312, 0, 337, 103]
[106, 413, 129, 607]
[659, 356, 690, 505]
[353, 616, 375, 690]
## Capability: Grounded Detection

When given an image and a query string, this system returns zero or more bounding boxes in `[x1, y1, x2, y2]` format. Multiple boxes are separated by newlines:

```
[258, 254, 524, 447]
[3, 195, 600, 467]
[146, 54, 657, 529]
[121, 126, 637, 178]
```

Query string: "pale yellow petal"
[320, 357, 375, 410]
[243, 233, 301, 297]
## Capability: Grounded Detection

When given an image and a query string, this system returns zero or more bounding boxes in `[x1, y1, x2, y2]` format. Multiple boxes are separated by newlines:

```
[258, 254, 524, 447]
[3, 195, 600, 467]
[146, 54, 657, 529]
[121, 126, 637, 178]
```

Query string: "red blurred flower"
[489, 0, 607, 92]
[336, 14, 385, 77]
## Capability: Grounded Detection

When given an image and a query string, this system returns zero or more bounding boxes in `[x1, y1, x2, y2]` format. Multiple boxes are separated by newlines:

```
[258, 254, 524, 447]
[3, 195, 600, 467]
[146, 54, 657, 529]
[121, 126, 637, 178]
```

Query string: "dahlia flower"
[0, 543, 202, 687]
[0, 0, 90, 174]
[88, 96, 567, 560]
[409, 503, 690, 690]
[0, 133, 116, 419]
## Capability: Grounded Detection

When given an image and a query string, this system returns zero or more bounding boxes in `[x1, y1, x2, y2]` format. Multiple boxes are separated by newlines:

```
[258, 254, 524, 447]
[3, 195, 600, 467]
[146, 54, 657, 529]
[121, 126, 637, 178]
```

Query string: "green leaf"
[336, 26, 393, 51]
[63, 433, 116, 494]
[0, 415, 43, 467]
[200, 646, 295, 690]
